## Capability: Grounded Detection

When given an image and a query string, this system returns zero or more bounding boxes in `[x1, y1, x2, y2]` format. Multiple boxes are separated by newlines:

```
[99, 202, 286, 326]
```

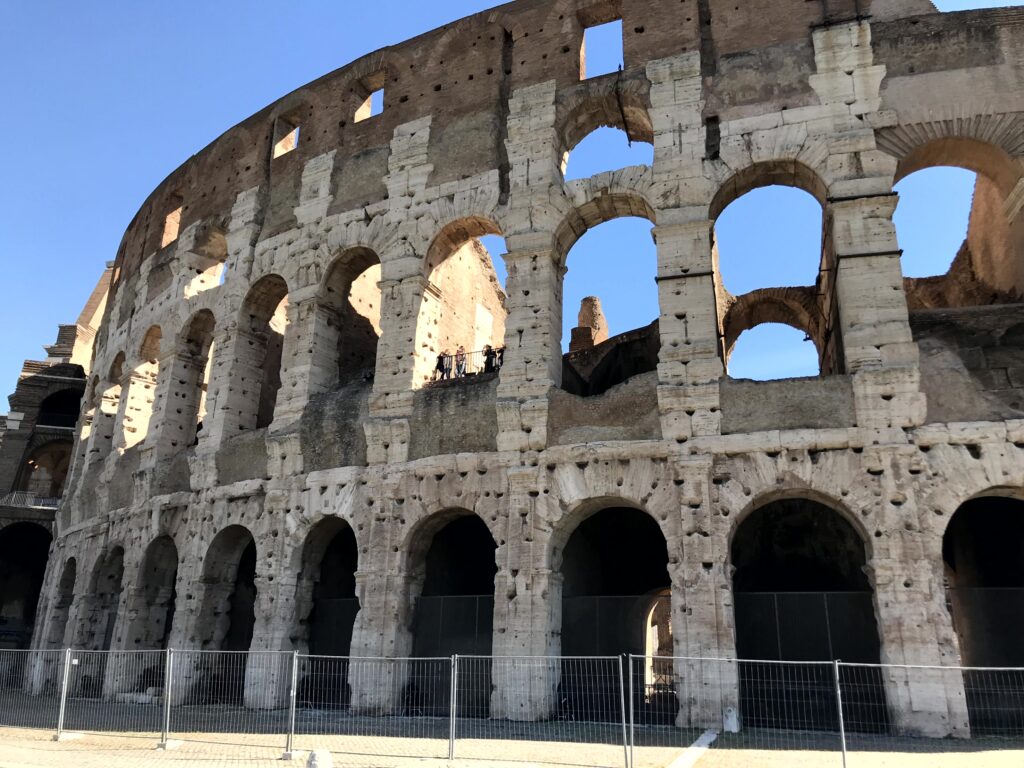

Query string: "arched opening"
[236, 275, 289, 430]
[120, 326, 161, 449]
[0, 523, 52, 648]
[184, 228, 229, 298]
[42, 557, 76, 651]
[557, 505, 670, 721]
[731, 498, 885, 731]
[295, 518, 359, 707]
[124, 536, 178, 651]
[90, 355, 125, 458]
[561, 216, 659, 396]
[74, 547, 124, 697]
[171, 311, 216, 450]
[894, 138, 1023, 309]
[36, 390, 82, 429]
[417, 220, 507, 387]
[319, 249, 382, 388]
[407, 513, 497, 716]
[14, 440, 73, 499]
[943, 495, 1024, 732]
[564, 127, 654, 180]
[729, 324, 820, 380]
[712, 164, 837, 380]
[192, 526, 256, 704]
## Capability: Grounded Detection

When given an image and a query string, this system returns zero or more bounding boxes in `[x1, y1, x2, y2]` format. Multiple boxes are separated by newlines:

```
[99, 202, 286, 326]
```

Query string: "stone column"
[495, 245, 563, 452]
[653, 219, 725, 442]
[267, 286, 320, 427]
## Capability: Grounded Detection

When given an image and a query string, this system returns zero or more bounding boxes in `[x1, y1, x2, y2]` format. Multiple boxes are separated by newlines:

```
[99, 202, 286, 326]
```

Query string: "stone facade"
[17, 0, 1024, 737]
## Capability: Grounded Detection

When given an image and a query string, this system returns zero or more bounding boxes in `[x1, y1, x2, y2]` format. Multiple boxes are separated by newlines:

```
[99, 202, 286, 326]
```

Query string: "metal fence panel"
[62, 650, 164, 737]
[455, 656, 629, 767]
[292, 655, 451, 759]
[0, 649, 65, 731]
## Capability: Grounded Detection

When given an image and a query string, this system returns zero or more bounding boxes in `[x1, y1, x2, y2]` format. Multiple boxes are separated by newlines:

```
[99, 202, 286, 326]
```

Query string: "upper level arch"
[721, 288, 823, 362]
[554, 188, 656, 263]
[710, 160, 829, 223]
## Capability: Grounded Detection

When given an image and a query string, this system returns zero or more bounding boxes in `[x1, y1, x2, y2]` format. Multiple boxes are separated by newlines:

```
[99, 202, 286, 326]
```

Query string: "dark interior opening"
[559, 506, 670, 722]
[409, 515, 496, 717]
[0, 523, 52, 649]
[224, 541, 257, 652]
[943, 496, 1024, 732]
[731, 498, 886, 732]
[36, 389, 83, 429]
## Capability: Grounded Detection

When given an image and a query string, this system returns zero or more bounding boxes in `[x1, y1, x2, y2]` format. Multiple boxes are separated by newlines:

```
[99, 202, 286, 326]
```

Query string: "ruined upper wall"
[110, 0, 952, 292]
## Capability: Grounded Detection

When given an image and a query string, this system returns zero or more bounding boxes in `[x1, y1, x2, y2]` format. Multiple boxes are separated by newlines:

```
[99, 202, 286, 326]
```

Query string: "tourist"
[455, 345, 467, 377]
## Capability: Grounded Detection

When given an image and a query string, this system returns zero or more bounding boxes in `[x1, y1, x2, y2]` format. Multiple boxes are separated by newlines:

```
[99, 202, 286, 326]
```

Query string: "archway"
[235, 275, 289, 430]
[731, 498, 885, 731]
[36, 390, 82, 429]
[14, 440, 73, 499]
[124, 536, 178, 651]
[119, 326, 161, 449]
[564, 126, 653, 180]
[557, 505, 670, 721]
[894, 138, 1023, 309]
[416, 219, 507, 387]
[943, 495, 1024, 732]
[319, 249, 382, 388]
[74, 547, 124, 697]
[42, 557, 76, 651]
[192, 526, 256, 704]
[407, 512, 497, 716]
[0, 523, 52, 648]
[712, 163, 838, 379]
[294, 518, 359, 707]
[169, 310, 216, 450]
[560, 215, 659, 396]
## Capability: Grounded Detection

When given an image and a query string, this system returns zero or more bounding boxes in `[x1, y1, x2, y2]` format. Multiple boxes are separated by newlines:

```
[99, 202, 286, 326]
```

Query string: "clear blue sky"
[0, 1, 1012, 398]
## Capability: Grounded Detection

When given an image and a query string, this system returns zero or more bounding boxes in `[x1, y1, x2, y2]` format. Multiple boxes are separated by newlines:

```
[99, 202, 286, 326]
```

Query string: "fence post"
[157, 648, 173, 749]
[627, 654, 635, 768]
[283, 650, 299, 760]
[53, 648, 71, 741]
[448, 655, 458, 761]
[617, 655, 629, 768]
[833, 660, 848, 768]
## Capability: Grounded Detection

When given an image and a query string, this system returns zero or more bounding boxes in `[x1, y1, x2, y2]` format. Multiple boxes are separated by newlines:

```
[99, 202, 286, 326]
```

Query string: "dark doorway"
[944, 496, 1024, 732]
[408, 514, 496, 717]
[731, 498, 886, 732]
[297, 519, 360, 707]
[559, 506, 670, 722]
[0, 523, 52, 649]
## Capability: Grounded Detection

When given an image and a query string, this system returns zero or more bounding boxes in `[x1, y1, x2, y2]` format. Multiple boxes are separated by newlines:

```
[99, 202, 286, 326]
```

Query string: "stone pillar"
[489, 467, 561, 720]
[870, 529, 970, 737]
[115, 365, 159, 451]
[495, 245, 563, 452]
[653, 219, 725, 442]
[267, 287, 320, 426]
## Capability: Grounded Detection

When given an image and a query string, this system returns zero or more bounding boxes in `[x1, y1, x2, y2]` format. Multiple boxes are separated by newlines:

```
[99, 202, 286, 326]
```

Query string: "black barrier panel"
[734, 591, 888, 732]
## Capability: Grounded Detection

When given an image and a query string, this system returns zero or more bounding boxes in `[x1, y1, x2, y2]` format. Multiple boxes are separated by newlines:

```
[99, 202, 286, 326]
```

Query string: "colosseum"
[3, 0, 1024, 745]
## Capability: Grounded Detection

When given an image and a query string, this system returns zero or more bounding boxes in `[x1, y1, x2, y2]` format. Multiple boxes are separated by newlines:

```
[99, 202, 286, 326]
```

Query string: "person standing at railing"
[455, 346, 467, 377]
[435, 349, 452, 381]
[484, 345, 497, 373]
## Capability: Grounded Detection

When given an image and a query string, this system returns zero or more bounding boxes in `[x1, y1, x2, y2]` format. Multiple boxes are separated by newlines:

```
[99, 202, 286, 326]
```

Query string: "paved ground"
[2, 726, 1024, 768]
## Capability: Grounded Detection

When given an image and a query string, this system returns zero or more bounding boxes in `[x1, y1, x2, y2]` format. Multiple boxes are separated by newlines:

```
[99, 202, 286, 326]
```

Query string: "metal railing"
[430, 347, 505, 382]
[2, 649, 1023, 766]
[0, 491, 61, 509]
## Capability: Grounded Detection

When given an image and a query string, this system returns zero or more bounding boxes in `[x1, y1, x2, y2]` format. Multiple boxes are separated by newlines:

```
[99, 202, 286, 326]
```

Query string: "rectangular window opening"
[272, 119, 300, 159]
[355, 71, 386, 123]
[161, 205, 182, 248]
[582, 19, 624, 80]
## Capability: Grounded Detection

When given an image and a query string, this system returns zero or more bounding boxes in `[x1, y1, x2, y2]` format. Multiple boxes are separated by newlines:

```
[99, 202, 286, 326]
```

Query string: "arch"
[236, 274, 290, 430]
[404, 510, 497, 716]
[710, 160, 828, 223]
[0, 522, 53, 648]
[14, 439, 73, 498]
[79, 546, 125, 655]
[415, 218, 508, 387]
[120, 326, 163, 449]
[554, 190, 656, 263]
[556, 87, 654, 160]
[197, 525, 257, 653]
[942, 494, 1024, 732]
[162, 310, 217, 450]
[184, 224, 229, 297]
[42, 557, 77, 651]
[124, 535, 178, 651]
[556, 502, 670, 722]
[721, 288, 823, 360]
[318, 247, 382, 387]
[730, 496, 885, 731]
[892, 137, 1022, 199]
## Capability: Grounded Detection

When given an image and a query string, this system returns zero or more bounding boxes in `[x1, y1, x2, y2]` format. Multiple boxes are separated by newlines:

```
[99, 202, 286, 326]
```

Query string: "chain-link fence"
[2, 649, 1024, 766]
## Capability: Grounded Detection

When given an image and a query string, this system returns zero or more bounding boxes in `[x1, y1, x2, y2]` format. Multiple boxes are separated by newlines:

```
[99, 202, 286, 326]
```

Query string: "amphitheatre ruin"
[2, 0, 1024, 744]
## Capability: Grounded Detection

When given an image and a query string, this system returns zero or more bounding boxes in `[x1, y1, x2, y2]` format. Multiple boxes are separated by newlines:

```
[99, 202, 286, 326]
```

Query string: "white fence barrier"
[1, 649, 1023, 766]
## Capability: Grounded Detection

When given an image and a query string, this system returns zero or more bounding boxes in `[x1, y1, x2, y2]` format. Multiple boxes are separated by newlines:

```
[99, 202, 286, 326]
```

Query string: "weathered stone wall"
[23, 0, 1024, 737]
